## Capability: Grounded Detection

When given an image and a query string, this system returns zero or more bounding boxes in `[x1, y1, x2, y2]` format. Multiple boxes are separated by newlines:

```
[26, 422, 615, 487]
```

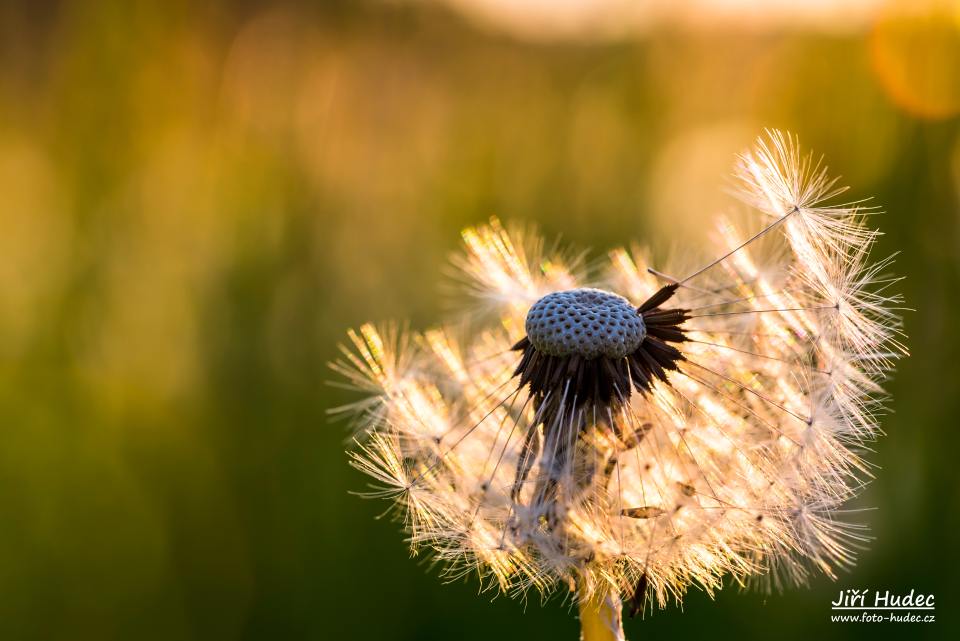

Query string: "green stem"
[578, 588, 626, 641]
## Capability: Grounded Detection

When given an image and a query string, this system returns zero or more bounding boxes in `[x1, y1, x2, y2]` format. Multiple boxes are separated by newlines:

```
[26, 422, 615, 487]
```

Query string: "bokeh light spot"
[870, 2, 960, 120]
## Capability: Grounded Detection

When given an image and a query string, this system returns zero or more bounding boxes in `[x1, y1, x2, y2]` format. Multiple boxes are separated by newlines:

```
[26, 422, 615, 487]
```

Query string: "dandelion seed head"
[330, 131, 907, 615]
[525, 288, 646, 359]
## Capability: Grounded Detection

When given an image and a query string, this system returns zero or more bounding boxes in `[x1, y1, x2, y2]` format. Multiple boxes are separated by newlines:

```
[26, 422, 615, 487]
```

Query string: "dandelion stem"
[578, 587, 626, 641]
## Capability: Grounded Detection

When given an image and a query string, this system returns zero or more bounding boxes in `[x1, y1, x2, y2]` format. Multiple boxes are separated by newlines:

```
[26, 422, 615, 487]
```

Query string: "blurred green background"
[1, 1, 958, 639]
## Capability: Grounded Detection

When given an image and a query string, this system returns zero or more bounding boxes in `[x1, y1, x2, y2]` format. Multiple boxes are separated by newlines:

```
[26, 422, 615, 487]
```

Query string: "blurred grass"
[0, 1, 958, 639]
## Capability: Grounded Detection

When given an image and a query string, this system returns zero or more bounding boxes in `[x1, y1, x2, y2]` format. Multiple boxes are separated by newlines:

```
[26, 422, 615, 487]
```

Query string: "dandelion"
[330, 131, 906, 640]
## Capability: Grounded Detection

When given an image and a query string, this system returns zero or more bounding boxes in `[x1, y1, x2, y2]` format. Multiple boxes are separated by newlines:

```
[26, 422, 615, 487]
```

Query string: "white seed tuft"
[525, 288, 645, 359]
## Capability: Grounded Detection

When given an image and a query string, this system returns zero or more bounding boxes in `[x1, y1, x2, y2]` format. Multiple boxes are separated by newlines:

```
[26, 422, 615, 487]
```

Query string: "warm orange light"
[870, 1, 960, 120]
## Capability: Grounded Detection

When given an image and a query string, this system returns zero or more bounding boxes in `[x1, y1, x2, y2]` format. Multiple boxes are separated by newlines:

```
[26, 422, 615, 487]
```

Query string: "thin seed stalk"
[578, 587, 626, 641]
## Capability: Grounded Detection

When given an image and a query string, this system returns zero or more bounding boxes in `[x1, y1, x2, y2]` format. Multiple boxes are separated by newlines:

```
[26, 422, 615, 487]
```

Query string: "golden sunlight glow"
[433, 0, 886, 41]
[871, 1, 960, 120]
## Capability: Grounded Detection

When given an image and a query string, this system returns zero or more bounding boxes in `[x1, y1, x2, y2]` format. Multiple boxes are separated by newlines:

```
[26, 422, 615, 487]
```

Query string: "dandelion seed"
[330, 131, 906, 640]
